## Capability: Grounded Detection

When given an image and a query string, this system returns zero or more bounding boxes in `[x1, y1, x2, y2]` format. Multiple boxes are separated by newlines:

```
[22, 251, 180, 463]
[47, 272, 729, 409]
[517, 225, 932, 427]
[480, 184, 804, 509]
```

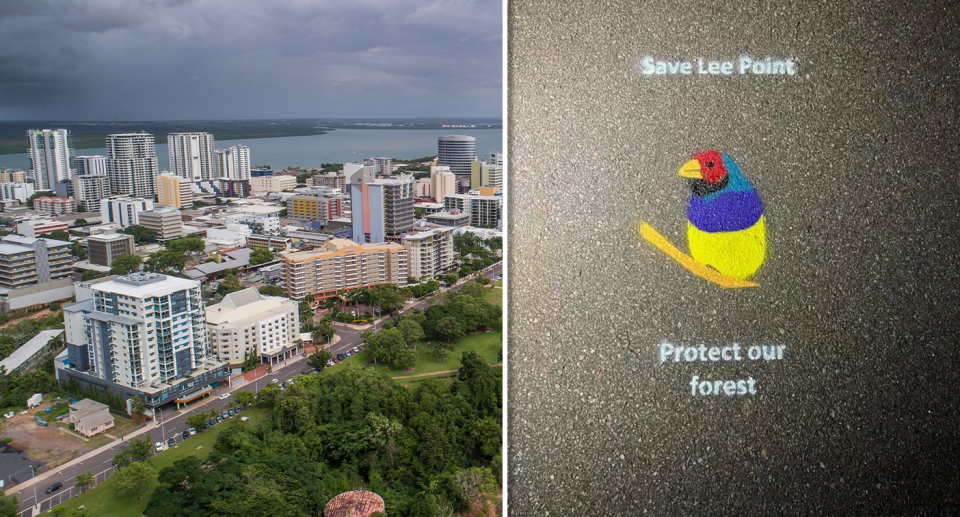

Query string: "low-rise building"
[156, 173, 194, 209]
[250, 175, 297, 193]
[288, 187, 343, 222]
[206, 224, 252, 248]
[138, 207, 184, 241]
[247, 234, 294, 252]
[227, 214, 279, 235]
[87, 228, 135, 267]
[0, 235, 73, 289]
[67, 399, 114, 438]
[206, 288, 300, 373]
[443, 190, 503, 228]
[282, 238, 407, 300]
[17, 218, 68, 238]
[101, 197, 154, 227]
[308, 173, 346, 191]
[425, 210, 471, 227]
[402, 227, 455, 280]
[35, 197, 77, 216]
[0, 329, 64, 375]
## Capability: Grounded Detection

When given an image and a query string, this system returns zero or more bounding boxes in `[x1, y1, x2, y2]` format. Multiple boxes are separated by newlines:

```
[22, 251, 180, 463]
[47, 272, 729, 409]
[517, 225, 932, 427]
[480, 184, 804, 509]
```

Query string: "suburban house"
[68, 399, 114, 437]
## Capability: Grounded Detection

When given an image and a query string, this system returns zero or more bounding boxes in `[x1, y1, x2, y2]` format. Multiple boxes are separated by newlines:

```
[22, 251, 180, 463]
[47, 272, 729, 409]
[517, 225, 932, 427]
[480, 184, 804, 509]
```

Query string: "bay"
[0, 128, 503, 173]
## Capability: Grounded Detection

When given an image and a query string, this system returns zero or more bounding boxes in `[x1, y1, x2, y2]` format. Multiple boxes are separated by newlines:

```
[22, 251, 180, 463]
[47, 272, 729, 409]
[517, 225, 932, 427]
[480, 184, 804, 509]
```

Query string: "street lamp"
[29, 464, 37, 509]
[156, 408, 165, 443]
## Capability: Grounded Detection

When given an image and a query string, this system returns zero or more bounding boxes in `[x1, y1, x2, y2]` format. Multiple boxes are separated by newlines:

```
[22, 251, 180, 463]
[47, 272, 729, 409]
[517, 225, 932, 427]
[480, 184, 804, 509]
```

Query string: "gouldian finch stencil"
[640, 150, 766, 288]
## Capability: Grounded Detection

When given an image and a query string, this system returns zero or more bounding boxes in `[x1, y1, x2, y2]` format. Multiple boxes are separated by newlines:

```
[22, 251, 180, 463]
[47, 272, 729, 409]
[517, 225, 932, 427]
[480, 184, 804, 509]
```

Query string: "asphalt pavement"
[13, 262, 502, 515]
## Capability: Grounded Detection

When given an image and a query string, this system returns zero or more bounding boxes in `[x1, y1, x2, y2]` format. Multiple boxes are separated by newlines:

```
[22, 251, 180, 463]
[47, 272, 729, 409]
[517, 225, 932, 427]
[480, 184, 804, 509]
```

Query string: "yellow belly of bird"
[687, 216, 766, 280]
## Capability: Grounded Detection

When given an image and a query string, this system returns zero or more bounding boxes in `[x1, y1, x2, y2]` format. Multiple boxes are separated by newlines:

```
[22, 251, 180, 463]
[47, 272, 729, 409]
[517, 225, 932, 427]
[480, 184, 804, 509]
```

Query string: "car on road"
[271, 379, 279, 385]
[155, 441, 164, 452]
[167, 438, 176, 448]
[219, 393, 230, 400]
[45, 482, 62, 494]
[188, 427, 197, 435]
[182, 431, 190, 440]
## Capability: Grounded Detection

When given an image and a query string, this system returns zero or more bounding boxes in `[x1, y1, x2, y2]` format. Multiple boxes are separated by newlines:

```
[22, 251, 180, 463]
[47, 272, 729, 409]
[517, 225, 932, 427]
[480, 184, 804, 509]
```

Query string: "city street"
[12, 262, 502, 516]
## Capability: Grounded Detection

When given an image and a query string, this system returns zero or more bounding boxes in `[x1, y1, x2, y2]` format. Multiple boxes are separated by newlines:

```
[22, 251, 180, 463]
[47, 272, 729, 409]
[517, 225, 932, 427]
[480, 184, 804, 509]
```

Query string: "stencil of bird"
[678, 150, 766, 280]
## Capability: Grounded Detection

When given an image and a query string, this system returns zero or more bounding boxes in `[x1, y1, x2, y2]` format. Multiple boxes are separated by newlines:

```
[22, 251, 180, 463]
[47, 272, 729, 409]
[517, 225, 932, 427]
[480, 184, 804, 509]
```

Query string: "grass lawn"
[364, 329, 502, 378]
[492, 279, 503, 288]
[49, 407, 269, 517]
[483, 286, 503, 308]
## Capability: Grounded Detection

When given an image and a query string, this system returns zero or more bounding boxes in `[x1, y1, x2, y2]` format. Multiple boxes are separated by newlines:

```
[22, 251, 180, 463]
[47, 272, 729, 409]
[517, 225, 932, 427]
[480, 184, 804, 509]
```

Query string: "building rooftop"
[324, 490, 385, 517]
[283, 239, 404, 262]
[92, 273, 198, 298]
[0, 330, 63, 373]
[206, 287, 296, 327]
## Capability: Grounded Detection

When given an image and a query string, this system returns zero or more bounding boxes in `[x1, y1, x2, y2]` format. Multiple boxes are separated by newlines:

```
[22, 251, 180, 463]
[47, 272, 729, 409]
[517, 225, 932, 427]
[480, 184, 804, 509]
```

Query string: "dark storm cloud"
[0, 0, 502, 120]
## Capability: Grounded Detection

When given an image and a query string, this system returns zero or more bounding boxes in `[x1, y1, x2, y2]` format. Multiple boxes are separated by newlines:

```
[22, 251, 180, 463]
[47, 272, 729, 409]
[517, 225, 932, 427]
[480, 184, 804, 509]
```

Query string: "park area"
[1, 398, 140, 474]
[49, 407, 270, 517]
[336, 328, 502, 379]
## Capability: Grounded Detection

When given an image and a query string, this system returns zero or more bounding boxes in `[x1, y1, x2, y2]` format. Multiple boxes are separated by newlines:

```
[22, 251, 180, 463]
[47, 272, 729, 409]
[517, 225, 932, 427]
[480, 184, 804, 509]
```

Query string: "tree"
[112, 450, 131, 470]
[0, 489, 18, 517]
[415, 207, 426, 219]
[307, 349, 332, 371]
[258, 285, 284, 297]
[456, 467, 498, 513]
[397, 319, 425, 347]
[74, 218, 88, 226]
[81, 270, 104, 281]
[192, 201, 205, 208]
[144, 250, 185, 274]
[130, 399, 146, 421]
[110, 254, 143, 275]
[214, 197, 223, 205]
[71, 240, 87, 259]
[113, 460, 156, 500]
[123, 225, 157, 244]
[75, 470, 94, 492]
[165, 237, 204, 256]
[435, 317, 464, 344]
[393, 347, 417, 369]
[127, 433, 153, 461]
[249, 249, 274, 265]
[443, 273, 458, 285]
[278, 208, 288, 217]
[459, 265, 474, 278]
[427, 341, 452, 362]
[186, 411, 212, 433]
[234, 390, 255, 408]
[476, 275, 490, 286]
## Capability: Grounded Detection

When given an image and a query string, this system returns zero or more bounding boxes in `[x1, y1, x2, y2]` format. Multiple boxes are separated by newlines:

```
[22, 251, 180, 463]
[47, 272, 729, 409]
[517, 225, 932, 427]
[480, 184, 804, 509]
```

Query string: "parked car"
[221, 411, 228, 418]
[228, 410, 235, 417]
[188, 427, 197, 435]
[45, 482, 62, 494]
[167, 438, 176, 447]
[181, 431, 190, 440]
[203, 422, 211, 430]
[216, 416, 223, 423]
[155, 441, 164, 452]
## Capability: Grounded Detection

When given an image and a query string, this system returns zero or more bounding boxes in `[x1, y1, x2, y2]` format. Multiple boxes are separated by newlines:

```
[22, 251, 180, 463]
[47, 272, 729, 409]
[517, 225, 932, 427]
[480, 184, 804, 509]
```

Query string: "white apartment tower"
[106, 133, 158, 197]
[206, 288, 300, 373]
[70, 273, 209, 388]
[215, 145, 251, 180]
[438, 135, 476, 180]
[27, 129, 75, 191]
[168, 133, 215, 182]
[74, 175, 111, 212]
[75, 155, 108, 176]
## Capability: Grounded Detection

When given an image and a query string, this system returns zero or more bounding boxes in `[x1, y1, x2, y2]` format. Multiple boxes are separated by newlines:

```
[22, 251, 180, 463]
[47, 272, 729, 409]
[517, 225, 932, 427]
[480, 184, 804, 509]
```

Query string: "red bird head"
[679, 150, 727, 184]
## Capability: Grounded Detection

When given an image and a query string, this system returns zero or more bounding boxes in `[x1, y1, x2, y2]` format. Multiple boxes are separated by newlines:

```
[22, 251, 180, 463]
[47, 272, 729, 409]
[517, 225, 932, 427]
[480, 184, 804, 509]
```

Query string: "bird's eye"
[706, 161, 714, 168]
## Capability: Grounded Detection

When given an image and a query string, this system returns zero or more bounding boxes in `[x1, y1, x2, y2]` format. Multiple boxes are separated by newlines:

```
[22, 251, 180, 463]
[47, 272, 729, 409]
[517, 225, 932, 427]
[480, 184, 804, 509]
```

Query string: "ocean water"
[0, 128, 503, 172]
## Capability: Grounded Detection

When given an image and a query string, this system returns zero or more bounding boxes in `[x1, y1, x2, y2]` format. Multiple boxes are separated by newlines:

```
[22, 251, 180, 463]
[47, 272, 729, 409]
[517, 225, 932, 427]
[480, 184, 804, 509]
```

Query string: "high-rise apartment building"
[139, 207, 184, 241]
[168, 133, 215, 182]
[214, 145, 250, 180]
[402, 227, 455, 280]
[431, 165, 457, 204]
[288, 187, 343, 222]
[73, 175, 111, 212]
[156, 173, 194, 209]
[0, 183, 35, 203]
[443, 189, 503, 228]
[106, 133, 158, 197]
[309, 173, 347, 191]
[101, 197, 155, 227]
[0, 235, 73, 289]
[282, 239, 407, 300]
[59, 273, 223, 408]
[206, 288, 300, 373]
[470, 160, 503, 189]
[87, 228, 135, 267]
[0, 170, 28, 184]
[27, 129, 75, 191]
[364, 157, 393, 174]
[350, 177, 414, 244]
[489, 150, 503, 166]
[438, 135, 476, 180]
[74, 156, 108, 176]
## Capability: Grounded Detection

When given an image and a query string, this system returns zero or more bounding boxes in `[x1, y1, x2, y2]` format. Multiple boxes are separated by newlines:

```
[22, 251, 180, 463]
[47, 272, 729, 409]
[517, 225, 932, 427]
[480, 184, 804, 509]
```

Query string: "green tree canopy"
[109, 254, 143, 276]
[258, 285, 284, 297]
[123, 225, 157, 244]
[249, 249, 274, 265]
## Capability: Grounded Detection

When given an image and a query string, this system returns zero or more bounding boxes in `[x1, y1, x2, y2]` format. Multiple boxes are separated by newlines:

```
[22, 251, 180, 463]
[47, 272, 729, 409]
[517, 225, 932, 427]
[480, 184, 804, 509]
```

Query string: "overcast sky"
[0, 0, 502, 121]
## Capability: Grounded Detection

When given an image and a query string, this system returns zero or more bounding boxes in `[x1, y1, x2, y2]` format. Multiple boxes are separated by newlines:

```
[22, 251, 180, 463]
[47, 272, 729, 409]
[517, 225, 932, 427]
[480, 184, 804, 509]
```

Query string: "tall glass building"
[438, 135, 476, 180]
